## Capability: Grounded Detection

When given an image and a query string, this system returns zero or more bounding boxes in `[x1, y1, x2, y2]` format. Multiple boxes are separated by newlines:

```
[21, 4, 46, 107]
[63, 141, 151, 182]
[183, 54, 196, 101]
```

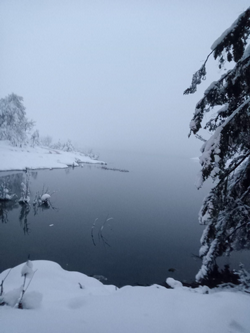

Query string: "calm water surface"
[0, 150, 248, 286]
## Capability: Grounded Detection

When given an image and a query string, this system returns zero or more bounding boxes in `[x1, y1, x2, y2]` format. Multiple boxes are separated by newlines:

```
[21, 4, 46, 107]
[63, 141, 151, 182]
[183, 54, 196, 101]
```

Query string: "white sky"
[0, 0, 249, 157]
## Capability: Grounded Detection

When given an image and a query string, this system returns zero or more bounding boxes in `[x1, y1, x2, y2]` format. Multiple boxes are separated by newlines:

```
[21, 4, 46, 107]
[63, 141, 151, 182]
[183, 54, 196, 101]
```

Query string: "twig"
[98, 216, 113, 247]
[17, 269, 37, 309]
[0, 268, 12, 296]
[91, 218, 98, 246]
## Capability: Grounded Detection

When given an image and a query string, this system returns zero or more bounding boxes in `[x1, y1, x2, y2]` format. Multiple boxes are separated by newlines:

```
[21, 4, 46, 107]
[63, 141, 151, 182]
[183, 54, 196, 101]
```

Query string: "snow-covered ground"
[0, 260, 249, 333]
[0, 140, 105, 171]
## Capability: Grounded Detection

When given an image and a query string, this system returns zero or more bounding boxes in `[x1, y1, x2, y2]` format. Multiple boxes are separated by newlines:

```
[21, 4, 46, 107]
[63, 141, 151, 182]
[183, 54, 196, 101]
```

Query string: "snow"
[166, 277, 183, 289]
[21, 260, 34, 278]
[0, 140, 105, 171]
[211, 25, 236, 50]
[211, 8, 249, 50]
[40, 194, 51, 202]
[204, 81, 217, 95]
[196, 97, 250, 188]
[189, 119, 197, 131]
[0, 260, 249, 333]
[240, 43, 250, 62]
[2, 286, 23, 308]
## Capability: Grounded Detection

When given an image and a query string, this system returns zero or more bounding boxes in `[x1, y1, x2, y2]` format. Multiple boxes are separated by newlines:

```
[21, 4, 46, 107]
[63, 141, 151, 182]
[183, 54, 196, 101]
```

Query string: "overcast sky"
[0, 0, 249, 157]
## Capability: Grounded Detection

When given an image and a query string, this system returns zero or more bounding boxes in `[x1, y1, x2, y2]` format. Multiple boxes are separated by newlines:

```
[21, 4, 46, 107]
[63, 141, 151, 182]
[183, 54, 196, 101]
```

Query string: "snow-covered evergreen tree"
[30, 130, 40, 147]
[61, 139, 75, 152]
[236, 263, 250, 293]
[185, 7, 250, 281]
[51, 139, 75, 152]
[40, 135, 52, 147]
[0, 94, 34, 146]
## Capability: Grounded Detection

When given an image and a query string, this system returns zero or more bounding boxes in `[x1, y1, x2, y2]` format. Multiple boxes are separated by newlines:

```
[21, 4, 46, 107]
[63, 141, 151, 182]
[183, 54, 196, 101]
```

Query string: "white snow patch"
[166, 277, 183, 289]
[0, 140, 105, 171]
[241, 43, 250, 62]
[0, 260, 249, 333]
[211, 8, 249, 50]
[204, 81, 217, 95]
[41, 194, 51, 202]
[21, 260, 34, 278]
[3, 286, 22, 307]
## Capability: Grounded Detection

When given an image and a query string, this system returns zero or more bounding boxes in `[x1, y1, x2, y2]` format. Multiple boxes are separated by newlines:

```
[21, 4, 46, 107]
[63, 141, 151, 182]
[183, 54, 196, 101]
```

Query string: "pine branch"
[217, 153, 250, 188]
[226, 221, 250, 242]
[184, 50, 214, 95]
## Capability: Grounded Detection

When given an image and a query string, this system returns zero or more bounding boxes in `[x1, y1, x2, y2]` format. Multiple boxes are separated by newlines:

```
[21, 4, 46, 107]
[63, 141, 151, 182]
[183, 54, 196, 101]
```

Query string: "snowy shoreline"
[1, 260, 249, 333]
[0, 140, 106, 172]
[0, 140, 249, 332]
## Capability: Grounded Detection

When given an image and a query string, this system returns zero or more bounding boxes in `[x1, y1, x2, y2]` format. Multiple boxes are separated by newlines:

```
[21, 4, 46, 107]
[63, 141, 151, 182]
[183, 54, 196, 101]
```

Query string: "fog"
[0, 0, 249, 157]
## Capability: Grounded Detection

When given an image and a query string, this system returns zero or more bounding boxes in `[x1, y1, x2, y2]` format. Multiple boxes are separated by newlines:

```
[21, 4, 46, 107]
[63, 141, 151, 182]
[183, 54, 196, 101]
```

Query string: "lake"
[0, 150, 248, 287]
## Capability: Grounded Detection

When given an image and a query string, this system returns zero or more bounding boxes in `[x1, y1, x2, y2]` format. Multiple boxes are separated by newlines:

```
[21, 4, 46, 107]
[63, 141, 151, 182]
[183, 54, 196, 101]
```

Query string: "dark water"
[0, 150, 248, 287]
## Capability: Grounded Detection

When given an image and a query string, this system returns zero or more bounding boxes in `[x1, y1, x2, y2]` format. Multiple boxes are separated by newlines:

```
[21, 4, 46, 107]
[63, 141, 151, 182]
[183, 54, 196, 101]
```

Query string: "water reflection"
[91, 216, 114, 247]
[0, 173, 22, 223]
[33, 200, 51, 216]
[0, 171, 54, 232]
[0, 200, 19, 223]
[0, 173, 23, 196]
[19, 203, 30, 234]
[1, 153, 249, 287]
[30, 171, 38, 180]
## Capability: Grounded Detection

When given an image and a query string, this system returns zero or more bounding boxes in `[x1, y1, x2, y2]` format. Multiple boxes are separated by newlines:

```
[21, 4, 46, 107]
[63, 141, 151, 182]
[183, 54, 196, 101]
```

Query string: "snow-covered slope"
[0, 140, 105, 171]
[0, 261, 249, 333]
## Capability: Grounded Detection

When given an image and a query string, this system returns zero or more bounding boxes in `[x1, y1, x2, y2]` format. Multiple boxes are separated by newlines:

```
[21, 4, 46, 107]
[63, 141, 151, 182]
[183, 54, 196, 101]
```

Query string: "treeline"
[0, 93, 36, 146]
[0, 93, 75, 151]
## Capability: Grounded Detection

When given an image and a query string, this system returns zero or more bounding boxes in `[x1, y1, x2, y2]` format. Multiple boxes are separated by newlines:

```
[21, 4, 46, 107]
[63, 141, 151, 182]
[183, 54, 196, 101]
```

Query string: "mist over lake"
[0, 150, 248, 287]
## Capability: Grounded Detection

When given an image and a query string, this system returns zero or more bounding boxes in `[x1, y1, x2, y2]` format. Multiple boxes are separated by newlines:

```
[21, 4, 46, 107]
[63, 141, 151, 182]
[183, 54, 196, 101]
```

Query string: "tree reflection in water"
[0, 200, 19, 223]
[19, 203, 30, 234]
[0, 171, 53, 233]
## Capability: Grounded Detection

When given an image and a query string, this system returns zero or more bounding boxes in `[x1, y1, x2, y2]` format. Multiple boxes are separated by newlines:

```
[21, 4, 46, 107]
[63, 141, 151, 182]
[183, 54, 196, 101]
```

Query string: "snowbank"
[0, 261, 249, 333]
[0, 140, 105, 171]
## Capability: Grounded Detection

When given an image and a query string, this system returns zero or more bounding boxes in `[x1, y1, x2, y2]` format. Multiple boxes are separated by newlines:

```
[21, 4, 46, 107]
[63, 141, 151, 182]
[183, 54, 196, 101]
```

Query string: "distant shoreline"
[0, 140, 106, 172]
